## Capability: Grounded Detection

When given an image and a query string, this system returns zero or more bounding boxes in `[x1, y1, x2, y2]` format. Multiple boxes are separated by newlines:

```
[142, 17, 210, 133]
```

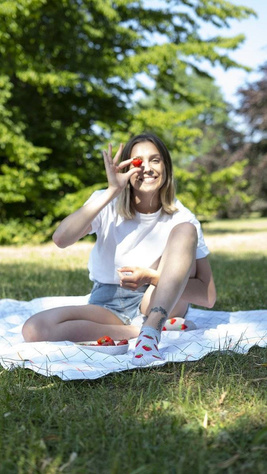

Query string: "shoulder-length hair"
[116, 133, 177, 218]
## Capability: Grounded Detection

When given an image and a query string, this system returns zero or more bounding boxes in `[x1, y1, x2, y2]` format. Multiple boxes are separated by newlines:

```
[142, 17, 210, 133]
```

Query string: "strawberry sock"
[132, 326, 162, 366]
[162, 317, 197, 332]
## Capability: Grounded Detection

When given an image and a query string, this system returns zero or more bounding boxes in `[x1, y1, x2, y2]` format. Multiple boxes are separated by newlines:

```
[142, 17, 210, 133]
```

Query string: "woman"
[22, 133, 216, 366]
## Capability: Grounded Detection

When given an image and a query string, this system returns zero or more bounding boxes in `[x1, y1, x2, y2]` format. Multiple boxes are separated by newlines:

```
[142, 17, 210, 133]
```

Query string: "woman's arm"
[180, 257, 216, 308]
[118, 257, 216, 309]
[53, 143, 141, 248]
[53, 187, 118, 248]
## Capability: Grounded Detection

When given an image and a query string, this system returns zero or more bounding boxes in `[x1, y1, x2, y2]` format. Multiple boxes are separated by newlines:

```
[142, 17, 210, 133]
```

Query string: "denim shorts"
[88, 281, 149, 326]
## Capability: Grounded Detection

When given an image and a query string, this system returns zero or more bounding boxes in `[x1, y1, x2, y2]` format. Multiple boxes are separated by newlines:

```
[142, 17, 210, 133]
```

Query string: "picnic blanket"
[0, 295, 267, 380]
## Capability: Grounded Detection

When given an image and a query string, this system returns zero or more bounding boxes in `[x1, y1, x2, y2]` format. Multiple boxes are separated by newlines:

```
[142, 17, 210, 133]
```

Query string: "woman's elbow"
[207, 289, 217, 308]
[52, 231, 67, 248]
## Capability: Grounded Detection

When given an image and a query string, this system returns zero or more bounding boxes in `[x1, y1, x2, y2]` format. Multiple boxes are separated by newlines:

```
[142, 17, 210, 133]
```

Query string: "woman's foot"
[132, 326, 163, 366]
[162, 317, 197, 331]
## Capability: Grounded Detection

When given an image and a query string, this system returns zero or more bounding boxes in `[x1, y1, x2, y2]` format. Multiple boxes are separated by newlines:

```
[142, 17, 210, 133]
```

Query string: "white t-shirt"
[86, 190, 209, 284]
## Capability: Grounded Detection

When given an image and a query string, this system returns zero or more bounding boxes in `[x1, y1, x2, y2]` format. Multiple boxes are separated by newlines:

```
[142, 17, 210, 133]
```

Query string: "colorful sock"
[162, 317, 196, 331]
[132, 326, 162, 366]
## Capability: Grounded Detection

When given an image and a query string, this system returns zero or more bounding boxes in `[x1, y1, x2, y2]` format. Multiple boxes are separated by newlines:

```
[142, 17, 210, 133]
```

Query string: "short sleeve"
[83, 190, 105, 235]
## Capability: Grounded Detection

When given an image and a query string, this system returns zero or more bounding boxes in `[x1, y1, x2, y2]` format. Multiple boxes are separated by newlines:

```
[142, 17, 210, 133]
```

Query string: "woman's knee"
[169, 222, 197, 248]
[22, 316, 47, 342]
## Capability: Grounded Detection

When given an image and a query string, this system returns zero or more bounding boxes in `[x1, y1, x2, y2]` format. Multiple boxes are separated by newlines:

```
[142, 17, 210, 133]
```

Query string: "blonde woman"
[22, 133, 216, 365]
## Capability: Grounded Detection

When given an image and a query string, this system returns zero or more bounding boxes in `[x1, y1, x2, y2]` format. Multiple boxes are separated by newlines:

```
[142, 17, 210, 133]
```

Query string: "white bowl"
[76, 341, 129, 355]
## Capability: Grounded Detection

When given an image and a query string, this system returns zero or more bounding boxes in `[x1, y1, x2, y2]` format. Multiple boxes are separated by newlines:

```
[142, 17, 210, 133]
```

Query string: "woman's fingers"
[113, 143, 123, 164]
[103, 143, 142, 190]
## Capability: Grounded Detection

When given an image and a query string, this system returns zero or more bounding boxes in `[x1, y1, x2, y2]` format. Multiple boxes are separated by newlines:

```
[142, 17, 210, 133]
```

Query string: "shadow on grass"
[208, 253, 267, 312]
[0, 261, 91, 301]
[203, 227, 267, 235]
[1, 347, 267, 473]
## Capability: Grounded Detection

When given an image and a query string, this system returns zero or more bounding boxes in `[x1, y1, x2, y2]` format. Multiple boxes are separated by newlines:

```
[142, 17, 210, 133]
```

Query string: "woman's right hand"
[103, 143, 141, 194]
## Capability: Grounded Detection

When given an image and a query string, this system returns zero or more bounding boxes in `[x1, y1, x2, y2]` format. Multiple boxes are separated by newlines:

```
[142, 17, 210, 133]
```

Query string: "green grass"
[203, 217, 267, 234]
[1, 220, 267, 474]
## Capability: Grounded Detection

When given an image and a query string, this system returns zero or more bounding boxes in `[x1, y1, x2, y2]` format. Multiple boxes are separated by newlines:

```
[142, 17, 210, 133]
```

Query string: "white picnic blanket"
[0, 295, 267, 380]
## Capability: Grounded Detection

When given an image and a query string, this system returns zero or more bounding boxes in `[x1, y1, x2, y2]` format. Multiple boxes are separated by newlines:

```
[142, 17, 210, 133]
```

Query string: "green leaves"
[0, 0, 256, 241]
[174, 160, 251, 219]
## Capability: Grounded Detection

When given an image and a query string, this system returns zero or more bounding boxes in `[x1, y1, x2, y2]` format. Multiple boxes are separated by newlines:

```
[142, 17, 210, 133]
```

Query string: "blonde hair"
[116, 133, 178, 219]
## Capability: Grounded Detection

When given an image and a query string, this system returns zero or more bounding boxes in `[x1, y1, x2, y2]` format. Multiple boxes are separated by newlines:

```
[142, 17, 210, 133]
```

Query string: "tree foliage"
[235, 63, 267, 216]
[0, 0, 255, 242]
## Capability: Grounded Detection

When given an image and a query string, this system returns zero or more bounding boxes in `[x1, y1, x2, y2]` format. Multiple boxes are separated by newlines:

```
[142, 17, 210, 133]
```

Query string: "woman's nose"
[142, 160, 152, 172]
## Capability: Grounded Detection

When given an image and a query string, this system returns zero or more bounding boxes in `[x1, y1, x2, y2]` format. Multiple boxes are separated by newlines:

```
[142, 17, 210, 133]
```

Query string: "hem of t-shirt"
[196, 248, 210, 259]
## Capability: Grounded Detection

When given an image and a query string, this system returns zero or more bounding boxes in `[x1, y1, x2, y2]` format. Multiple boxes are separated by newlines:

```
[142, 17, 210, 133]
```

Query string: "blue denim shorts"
[88, 281, 148, 326]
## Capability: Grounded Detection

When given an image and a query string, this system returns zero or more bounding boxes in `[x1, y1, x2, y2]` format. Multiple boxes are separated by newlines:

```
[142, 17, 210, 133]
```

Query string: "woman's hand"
[117, 266, 159, 290]
[103, 143, 141, 194]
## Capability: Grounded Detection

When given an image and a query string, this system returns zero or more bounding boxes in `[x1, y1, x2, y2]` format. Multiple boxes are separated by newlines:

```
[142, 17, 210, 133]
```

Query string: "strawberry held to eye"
[132, 158, 143, 167]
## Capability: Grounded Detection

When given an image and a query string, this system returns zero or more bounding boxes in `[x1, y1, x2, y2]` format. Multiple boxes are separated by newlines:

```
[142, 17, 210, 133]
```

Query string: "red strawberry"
[152, 355, 162, 359]
[142, 345, 152, 351]
[135, 340, 141, 347]
[181, 324, 188, 330]
[143, 335, 153, 339]
[97, 336, 114, 345]
[102, 340, 115, 346]
[132, 158, 143, 167]
[135, 354, 143, 358]
[170, 318, 177, 325]
[117, 339, 128, 346]
[162, 326, 167, 331]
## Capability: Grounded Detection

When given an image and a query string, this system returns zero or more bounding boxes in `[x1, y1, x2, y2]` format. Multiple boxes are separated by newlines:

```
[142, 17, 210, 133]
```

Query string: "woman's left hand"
[117, 266, 159, 290]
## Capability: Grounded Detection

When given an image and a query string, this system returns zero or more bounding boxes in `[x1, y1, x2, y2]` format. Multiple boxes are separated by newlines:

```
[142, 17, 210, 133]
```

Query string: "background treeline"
[0, 0, 266, 244]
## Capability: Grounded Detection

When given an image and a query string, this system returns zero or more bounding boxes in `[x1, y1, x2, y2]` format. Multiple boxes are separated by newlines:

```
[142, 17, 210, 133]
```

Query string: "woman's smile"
[129, 141, 166, 213]
[130, 141, 166, 192]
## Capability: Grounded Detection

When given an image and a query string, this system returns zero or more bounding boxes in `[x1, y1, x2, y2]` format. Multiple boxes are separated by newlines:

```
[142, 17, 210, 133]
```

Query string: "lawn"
[0, 219, 267, 474]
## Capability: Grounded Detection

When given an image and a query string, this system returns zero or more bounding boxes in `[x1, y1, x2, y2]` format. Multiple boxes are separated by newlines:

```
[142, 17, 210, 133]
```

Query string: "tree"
[0, 0, 255, 242]
[237, 63, 267, 216]
[131, 66, 252, 219]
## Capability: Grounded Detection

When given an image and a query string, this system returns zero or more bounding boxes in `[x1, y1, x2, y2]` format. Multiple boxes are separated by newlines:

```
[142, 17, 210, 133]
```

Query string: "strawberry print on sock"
[132, 326, 163, 366]
[142, 345, 152, 351]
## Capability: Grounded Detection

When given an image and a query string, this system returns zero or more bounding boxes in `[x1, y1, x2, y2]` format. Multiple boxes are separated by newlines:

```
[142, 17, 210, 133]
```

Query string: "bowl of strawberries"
[77, 336, 129, 355]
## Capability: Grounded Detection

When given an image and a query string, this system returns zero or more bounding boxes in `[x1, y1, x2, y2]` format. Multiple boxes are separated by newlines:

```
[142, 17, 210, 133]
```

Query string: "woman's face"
[129, 141, 166, 195]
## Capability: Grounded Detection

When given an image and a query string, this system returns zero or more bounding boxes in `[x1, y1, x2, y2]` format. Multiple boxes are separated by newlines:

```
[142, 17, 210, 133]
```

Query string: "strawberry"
[181, 324, 188, 330]
[162, 326, 167, 331]
[97, 335, 115, 345]
[152, 355, 162, 359]
[117, 339, 128, 346]
[170, 318, 177, 325]
[132, 158, 143, 167]
[143, 335, 153, 339]
[142, 345, 152, 351]
[102, 340, 115, 346]
[135, 354, 143, 358]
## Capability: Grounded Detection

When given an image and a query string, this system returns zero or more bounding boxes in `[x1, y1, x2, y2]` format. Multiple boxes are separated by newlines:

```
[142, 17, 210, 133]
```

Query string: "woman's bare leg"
[22, 304, 140, 342]
[133, 222, 197, 364]
[141, 223, 197, 320]
[142, 257, 196, 320]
